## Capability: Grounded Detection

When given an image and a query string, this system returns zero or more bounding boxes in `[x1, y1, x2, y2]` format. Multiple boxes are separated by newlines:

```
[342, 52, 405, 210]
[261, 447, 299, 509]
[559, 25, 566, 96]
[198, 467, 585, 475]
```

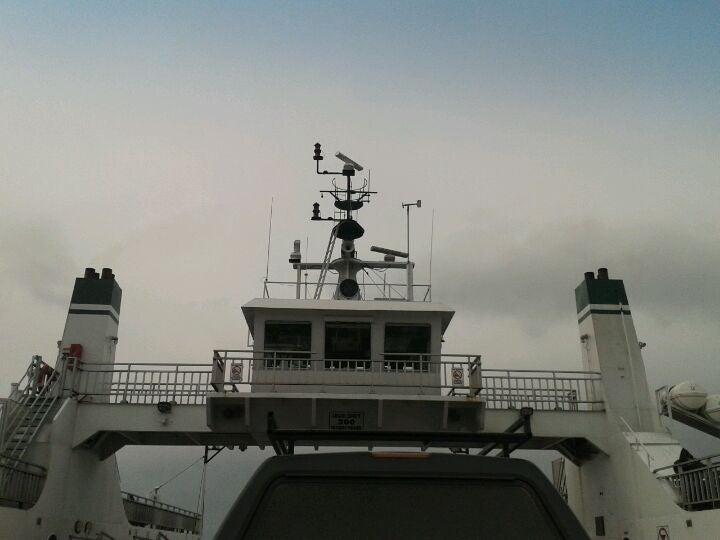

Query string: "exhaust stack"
[59, 267, 122, 369]
[575, 268, 660, 431]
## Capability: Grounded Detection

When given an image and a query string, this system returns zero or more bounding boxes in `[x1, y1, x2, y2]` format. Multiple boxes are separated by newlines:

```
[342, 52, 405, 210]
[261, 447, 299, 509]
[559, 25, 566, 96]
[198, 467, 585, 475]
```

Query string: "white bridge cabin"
[235, 298, 456, 395]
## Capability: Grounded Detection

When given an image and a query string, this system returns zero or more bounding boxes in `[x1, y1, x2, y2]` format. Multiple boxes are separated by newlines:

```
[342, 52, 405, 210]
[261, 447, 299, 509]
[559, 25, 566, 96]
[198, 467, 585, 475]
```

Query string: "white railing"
[654, 454, 720, 510]
[122, 491, 201, 533]
[1, 356, 64, 461]
[74, 363, 212, 405]
[262, 279, 433, 302]
[0, 454, 46, 509]
[213, 350, 483, 395]
[479, 369, 604, 411]
[69, 354, 604, 412]
[212, 351, 602, 410]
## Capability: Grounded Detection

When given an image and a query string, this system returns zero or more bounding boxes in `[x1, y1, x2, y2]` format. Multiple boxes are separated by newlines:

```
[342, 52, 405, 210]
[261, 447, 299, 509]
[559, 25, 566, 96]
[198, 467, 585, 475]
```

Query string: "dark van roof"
[215, 452, 588, 540]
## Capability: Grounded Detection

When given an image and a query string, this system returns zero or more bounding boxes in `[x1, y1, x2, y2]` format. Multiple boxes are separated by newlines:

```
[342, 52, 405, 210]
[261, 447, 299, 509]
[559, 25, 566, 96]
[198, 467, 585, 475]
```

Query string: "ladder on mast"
[313, 227, 338, 299]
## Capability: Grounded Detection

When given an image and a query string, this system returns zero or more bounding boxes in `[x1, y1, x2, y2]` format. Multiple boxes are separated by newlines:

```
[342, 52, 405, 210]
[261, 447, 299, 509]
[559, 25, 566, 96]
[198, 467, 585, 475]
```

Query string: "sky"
[1, 1, 719, 536]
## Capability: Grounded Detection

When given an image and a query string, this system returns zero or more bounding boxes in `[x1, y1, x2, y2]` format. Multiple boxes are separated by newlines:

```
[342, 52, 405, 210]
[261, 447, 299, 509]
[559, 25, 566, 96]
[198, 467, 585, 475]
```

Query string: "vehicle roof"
[215, 452, 588, 540]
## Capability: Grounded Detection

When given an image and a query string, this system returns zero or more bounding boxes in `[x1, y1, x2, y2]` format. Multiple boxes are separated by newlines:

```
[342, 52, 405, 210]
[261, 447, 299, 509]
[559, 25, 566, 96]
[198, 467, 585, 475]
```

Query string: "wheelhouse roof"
[242, 298, 455, 335]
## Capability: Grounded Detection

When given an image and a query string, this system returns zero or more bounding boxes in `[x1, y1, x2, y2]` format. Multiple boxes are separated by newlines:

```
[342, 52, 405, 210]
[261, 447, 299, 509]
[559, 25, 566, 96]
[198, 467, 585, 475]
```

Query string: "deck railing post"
[122, 364, 131, 403]
[68, 359, 78, 398]
[506, 370, 512, 409]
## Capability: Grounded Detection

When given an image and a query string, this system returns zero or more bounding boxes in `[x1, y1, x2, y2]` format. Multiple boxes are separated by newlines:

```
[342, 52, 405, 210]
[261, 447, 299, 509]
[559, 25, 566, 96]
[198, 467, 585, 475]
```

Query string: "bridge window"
[325, 322, 371, 370]
[264, 321, 312, 369]
[384, 324, 431, 372]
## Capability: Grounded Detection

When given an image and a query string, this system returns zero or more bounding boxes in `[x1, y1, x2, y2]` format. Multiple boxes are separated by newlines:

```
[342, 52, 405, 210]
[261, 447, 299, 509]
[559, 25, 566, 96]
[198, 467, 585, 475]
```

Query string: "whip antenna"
[263, 197, 274, 297]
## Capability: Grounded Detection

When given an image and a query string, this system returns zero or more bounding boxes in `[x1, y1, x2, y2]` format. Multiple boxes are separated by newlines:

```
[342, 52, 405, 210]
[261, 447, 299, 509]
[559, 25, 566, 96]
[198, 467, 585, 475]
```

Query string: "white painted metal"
[654, 453, 720, 510]
[1, 356, 62, 464]
[669, 381, 708, 411]
[578, 300, 660, 432]
[0, 455, 46, 509]
[313, 228, 338, 299]
[65, 356, 604, 412]
[704, 394, 720, 423]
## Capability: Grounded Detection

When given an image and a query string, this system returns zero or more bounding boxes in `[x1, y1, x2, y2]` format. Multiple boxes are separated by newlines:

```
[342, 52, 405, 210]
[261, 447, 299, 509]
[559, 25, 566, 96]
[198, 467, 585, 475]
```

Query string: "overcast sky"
[2, 2, 719, 537]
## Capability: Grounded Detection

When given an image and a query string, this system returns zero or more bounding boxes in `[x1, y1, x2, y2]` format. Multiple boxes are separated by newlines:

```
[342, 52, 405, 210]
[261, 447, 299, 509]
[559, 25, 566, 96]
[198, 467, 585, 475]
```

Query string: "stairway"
[1, 356, 63, 463]
[0, 356, 62, 507]
[4, 398, 60, 461]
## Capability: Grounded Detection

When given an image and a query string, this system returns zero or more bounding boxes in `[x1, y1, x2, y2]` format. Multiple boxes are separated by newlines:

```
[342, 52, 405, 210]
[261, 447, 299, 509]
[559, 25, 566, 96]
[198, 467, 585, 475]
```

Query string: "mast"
[288, 142, 415, 301]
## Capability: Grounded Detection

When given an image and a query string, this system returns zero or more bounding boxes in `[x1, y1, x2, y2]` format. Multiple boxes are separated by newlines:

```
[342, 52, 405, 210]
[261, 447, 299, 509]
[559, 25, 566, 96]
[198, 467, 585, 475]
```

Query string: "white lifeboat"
[669, 381, 707, 411]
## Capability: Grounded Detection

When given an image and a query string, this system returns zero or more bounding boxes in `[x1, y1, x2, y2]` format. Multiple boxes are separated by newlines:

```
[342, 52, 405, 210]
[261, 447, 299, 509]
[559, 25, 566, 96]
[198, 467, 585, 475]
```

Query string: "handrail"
[654, 452, 720, 475]
[0, 453, 47, 508]
[265, 280, 432, 287]
[74, 360, 603, 381]
[619, 416, 654, 467]
[656, 459, 720, 510]
[69, 356, 604, 411]
[80, 362, 213, 367]
[0, 453, 47, 476]
[263, 278, 433, 302]
[121, 491, 200, 519]
[1, 357, 63, 462]
[0, 400, 7, 450]
[216, 349, 600, 372]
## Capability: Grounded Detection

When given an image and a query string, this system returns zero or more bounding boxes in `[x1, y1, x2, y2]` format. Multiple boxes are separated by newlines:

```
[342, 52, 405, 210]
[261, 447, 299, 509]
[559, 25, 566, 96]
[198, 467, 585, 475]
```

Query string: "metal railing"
[214, 351, 603, 410]
[68, 353, 604, 412]
[262, 279, 433, 302]
[122, 491, 201, 518]
[478, 369, 604, 411]
[0, 454, 47, 508]
[654, 453, 720, 510]
[552, 457, 568, 502]
[122, 491, 201, 533]
[213, 350, 483, 395]
[0, 400, 7, 451]
[1, 356, 64, 462]
[74, 363, 212, 405]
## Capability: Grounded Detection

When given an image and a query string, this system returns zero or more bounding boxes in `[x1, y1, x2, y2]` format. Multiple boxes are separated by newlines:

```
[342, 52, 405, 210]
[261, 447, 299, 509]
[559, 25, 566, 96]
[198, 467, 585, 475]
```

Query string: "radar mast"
[285, 143, 416, 301]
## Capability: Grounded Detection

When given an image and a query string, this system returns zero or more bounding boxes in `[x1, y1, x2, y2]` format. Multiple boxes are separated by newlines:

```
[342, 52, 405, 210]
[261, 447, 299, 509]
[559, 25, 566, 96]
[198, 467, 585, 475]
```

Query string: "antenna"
[263, 197, 274, 297]
[335, 151, 364, 171]
[401, 200, 422, 260]
[429, 209, 435, 302]
[304, 236, 309, 300]
[371, 246, 408, 258]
